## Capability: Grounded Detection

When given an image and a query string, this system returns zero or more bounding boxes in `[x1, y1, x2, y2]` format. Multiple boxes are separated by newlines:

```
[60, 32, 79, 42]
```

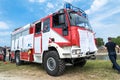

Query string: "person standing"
[3, 46, 7, 62]
[8, 49, 11, 61]
[105, 37, 120, 73]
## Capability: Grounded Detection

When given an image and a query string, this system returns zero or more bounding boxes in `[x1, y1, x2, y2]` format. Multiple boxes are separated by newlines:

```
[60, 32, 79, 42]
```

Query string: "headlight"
[72, 50, 81, 55]
[72, 50, 76, 55]
[76, 50, 81, 54]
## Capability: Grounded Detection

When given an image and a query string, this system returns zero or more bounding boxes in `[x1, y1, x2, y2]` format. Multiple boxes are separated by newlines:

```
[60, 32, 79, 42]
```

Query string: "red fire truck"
[11, 3, 97, 76]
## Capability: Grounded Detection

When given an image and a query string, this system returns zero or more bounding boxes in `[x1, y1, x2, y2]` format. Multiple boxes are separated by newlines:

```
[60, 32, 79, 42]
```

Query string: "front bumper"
[62, 46, 97, 59]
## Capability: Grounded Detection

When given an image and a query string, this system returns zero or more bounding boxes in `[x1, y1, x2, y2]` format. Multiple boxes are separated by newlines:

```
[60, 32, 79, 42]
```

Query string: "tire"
[15, 52, 22, 66]
[74, 59, 87, 67]
[44, 51, 65, 76]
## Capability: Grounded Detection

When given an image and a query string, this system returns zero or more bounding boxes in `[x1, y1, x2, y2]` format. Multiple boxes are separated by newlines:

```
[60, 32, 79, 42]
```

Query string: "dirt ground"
[0, 65, 93, 80]
[1, 60, 120, 80]
[0, 71, 83, 80]
[0, 60, 94, 80]
[0, 70, 58, 80]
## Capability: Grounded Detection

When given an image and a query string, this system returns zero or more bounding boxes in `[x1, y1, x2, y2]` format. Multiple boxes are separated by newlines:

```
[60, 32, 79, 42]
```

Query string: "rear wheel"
[15, 52, 22, 66]
[44, 51, 65, 76]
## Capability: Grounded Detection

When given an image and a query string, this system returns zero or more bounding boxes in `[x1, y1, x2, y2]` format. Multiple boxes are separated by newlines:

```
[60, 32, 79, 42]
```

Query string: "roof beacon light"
[65, 3, 71, 9]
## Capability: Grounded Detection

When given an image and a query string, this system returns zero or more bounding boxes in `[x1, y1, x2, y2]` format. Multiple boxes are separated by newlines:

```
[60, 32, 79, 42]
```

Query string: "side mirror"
[62, 23, 68, 36]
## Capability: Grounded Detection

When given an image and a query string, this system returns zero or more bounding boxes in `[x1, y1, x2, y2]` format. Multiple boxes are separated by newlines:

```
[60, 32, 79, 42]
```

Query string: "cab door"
[42, 18, 50, 51]
[52, 12, 68, 36]
[34, 22, 42, 54]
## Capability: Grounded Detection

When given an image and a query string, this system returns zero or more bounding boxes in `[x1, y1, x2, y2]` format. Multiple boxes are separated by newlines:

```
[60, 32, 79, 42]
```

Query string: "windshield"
[69, 12, 92, 30]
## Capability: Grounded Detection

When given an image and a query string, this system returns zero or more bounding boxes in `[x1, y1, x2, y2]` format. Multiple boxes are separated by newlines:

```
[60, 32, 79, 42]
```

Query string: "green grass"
[65, 60, 120, 80]
[0, 60, 120, 80]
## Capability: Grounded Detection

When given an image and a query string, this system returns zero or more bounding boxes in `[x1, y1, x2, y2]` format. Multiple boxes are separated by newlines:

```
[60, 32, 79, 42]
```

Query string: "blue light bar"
[64, 2, 87, 18]
[65, 3, 71, 9]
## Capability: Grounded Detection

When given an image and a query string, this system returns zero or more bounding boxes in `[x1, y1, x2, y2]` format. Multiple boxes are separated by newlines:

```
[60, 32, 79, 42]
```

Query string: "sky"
[0, 0, 120, 47]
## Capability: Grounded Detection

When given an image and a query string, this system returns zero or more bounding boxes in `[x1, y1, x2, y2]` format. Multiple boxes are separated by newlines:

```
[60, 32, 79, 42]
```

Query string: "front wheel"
[74, 59, 87, 67]
[79, 59, 87, 67]
[44, 51, 65, 76]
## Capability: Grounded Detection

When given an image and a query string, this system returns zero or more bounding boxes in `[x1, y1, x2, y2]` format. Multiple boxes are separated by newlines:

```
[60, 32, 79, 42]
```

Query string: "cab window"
[43, 18, 50, 33]
[35, 22, 41, 34]
[53, 13, 66, 28]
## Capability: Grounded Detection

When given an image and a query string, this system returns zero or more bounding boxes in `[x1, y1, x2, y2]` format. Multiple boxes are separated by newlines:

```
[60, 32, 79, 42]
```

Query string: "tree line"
[96, 36, 120, 47]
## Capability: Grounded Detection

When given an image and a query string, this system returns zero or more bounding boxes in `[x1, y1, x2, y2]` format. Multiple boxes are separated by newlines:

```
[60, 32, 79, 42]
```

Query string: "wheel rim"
[47, 57, 56, 71]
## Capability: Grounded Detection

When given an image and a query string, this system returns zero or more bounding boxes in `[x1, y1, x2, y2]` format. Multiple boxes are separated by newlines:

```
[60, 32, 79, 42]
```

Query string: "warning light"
[65, 3, 71, 9]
